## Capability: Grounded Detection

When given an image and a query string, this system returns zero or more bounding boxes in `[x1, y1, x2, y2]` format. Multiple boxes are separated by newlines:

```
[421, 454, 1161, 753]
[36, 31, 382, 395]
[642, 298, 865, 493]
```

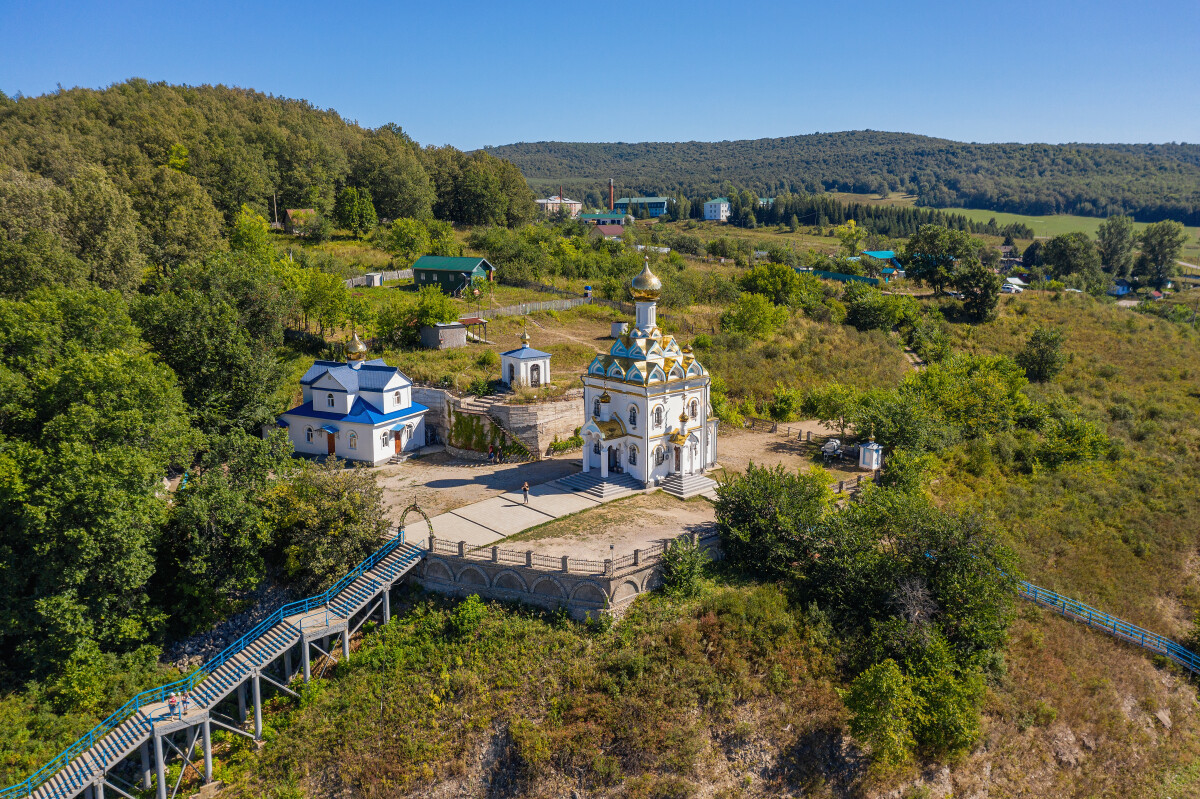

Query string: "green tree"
[425, 219, 456, 256]
[1096, 215, 1136, 278]
[334, 186, 361, 232]
[901, 225, 978, 295]
[384, 217, 430, 264]
[720, 292, 788, 339]
[953, 259, 1002, 322]
[1015, 326, 1065, 383]
[65, 166, 146, 295]
[737, 262, 800, 306]
[266, 458, 391, 593]
[715, 463, 833, 579]
[834, 219, 867, 255]
[1137, 219, 1187, 289]
[350, 126, 435, 221]
[804, 382, 861, 439]
[414, 283, 459, 328]
[843, 659, 918, 766]
[1042, 232, 1101, 286]
[659, 537, 709, 597]
[229, 204, 274, 265]
[0, 230, 87, 299]
[133, 166, 226, 273]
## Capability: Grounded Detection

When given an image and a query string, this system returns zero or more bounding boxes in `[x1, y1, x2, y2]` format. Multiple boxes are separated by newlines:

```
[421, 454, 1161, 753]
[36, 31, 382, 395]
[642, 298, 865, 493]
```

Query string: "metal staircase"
[4, 536, 428, 799]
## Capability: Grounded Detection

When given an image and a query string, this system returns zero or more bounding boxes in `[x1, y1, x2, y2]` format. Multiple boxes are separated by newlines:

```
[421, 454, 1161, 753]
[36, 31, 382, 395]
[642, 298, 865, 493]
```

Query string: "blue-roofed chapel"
[500, 322, 552, 388]
[276, 333, 428, 465]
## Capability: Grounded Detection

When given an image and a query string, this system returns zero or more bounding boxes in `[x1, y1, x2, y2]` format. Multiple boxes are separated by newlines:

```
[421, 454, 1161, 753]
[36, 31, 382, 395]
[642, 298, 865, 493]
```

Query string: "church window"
[654, 446, 666, 466]
[593, 398, 601, 418]
[326, 393, 335, 408]
[306, 427, 314, 443]
[653, 405, 664, 427]
[690, 399, 699, 419]
[348, 432, 358, 450]
[628, 447, 637, 466]
[628, 406, 637, 429]
[393, 390, 401, 407]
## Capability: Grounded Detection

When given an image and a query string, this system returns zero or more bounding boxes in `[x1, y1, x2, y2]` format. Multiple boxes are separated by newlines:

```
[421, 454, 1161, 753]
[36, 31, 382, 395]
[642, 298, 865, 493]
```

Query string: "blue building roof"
[299, 360, 409, 392]
[500, 346, 553, 360]
[281, 397, 429, 427]
[861, 250, 896, 259]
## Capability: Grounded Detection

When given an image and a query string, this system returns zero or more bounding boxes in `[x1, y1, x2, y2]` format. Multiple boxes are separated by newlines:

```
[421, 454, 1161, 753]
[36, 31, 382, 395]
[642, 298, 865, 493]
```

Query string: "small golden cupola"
[630, 258, 662, 301]
[599, 390, 612, 404]
[347, 332, 369, 368]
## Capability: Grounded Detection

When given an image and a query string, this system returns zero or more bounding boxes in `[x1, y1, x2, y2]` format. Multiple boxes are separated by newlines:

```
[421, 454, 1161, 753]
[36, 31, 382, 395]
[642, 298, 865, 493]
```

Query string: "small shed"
[364, 272, 384, 287]
[859, 440, 883, 471]
[420, 322, 467, 350]
[412, 256, 496, 295]
[500, 330, 551, 388]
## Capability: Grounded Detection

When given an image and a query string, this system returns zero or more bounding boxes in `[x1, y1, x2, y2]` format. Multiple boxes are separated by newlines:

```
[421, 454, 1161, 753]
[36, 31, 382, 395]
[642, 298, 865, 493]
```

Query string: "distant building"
[613, 197, 670, 217]
[412, 256, 496, 295]
[284, 208, 318, 236]
[592, 224, 624, 240]
[580, 212, 627, 225]
[1108, 279, 1133, 297]
[276, 335, 428, 466]
[535, 194, 582, 218]
[500, 328, 552, 388]
[757, 197, 775, 208]
[419, 321, 467, 350]
[704, 198, 731, 222]
[861, 250, 903, 268]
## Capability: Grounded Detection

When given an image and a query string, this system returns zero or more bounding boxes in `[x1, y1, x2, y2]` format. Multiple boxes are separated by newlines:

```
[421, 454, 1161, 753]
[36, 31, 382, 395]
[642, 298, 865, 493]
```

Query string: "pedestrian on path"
[166, 693, 177, 719]
[522, 481, 530, 505]
[180, 692, 190, 716]
[487, 444, 495, 463]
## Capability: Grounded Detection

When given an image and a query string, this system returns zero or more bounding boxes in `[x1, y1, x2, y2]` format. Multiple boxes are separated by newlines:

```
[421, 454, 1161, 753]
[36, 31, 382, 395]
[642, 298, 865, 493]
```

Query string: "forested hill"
[0, 79, 534, 284]
[485, 131, 1200, 225]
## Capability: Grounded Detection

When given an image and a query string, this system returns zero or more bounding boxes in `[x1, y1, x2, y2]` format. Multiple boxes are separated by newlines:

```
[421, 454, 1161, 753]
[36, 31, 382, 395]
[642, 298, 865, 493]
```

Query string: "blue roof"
[501, 346, 553, 360]
[299, 359, 409, 392]
[861, 250, 896, 259]
[281, 397, 429, 426]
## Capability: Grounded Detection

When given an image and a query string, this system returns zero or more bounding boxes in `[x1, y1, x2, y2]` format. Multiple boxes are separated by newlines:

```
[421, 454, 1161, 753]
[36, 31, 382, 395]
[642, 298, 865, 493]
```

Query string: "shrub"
[1016, 326, 1066, 382]
[476, 349, 499, 368]
[660, 537, 709, 598]
[449, 594, 487, 639]
[842, 659, 918, 766]
[720, 292, 788, 339]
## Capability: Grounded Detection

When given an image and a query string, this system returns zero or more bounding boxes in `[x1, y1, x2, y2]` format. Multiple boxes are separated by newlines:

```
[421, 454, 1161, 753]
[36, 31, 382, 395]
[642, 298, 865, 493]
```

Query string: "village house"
[411, 255, 496, 296]
[276, 335, 428, 465]
[613, 196, 670, 218]
[703, 197, 731, 221]
[535, 194, 583, 218]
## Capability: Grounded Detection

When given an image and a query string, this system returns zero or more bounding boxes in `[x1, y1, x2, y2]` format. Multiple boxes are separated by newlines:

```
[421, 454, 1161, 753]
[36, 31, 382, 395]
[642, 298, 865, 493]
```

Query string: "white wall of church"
[281, 415, 424, 465]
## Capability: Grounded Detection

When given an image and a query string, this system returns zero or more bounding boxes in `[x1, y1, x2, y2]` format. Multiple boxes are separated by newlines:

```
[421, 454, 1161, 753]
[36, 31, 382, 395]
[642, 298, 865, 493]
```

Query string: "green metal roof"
[581, 212, 625, 220]
[411, 256, 495, 273]
[706, 197, 729, 204]
[615, 197, 670, 204]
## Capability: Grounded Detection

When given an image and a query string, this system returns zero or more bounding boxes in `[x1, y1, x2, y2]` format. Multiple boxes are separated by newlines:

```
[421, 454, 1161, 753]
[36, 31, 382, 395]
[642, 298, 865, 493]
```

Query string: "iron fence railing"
[0, 530, 424, 799]
[428, 532, 720, 577]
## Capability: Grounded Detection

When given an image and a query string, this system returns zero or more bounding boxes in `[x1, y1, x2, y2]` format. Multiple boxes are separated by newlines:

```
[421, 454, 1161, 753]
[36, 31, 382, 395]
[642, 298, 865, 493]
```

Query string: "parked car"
[1001, 284, 1023, 294]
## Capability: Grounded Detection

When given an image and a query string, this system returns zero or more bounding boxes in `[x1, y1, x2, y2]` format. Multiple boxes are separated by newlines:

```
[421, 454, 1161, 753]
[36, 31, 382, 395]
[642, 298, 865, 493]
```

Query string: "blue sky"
[2, 0, 1197, 149]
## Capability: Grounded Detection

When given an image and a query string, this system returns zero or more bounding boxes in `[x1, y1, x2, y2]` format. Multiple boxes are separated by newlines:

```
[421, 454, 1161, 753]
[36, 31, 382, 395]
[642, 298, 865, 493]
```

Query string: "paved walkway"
[402, 478, 632, 548]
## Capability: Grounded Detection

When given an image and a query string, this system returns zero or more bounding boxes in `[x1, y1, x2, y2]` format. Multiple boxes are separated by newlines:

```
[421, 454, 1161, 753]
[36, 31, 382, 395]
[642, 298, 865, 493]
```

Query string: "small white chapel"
[579, 259, 718, 491]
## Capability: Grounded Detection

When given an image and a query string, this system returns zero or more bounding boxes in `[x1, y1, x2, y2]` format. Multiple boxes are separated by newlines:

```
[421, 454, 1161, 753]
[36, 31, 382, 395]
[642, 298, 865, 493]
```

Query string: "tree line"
[487, 130, 1200, 225]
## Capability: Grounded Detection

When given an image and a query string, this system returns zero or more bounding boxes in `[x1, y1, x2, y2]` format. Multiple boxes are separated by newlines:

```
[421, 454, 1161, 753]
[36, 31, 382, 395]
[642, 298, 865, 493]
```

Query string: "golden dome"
[630, 259, 662, 301]
[520, 329, 531, 345]
[599, 391, 611, 404]
[347, 333, 368, 360]
[679, 409, 690, 424]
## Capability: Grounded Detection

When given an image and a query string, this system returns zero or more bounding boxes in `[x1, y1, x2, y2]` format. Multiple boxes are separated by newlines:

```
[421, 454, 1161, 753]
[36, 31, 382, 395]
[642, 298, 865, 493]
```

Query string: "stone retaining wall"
[411, 386, 583, 457]
[415, 532, 721, 620]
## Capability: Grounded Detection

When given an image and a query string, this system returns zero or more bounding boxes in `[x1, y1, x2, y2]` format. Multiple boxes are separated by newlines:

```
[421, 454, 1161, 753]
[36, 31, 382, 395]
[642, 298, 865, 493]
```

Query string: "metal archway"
[397, 502, 433, 541]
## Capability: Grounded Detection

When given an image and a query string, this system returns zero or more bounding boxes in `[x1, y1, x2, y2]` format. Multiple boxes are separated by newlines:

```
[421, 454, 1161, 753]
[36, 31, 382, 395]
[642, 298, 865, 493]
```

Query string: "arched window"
[653, 405, 664, 427]
[348, 432, 358, 450]
[393, 390, 401, 407]
[655, 446, 666, 466]
[305, 427, 314, 443]
[326, 392, 335, 408]
[628, 406, 637, 429]
[593, 398, 601, 418]
[690, 399, 698, 419]
[628, 447, 637, 465]
[509, 364, 516, 385]
[593, 440, 601, 454]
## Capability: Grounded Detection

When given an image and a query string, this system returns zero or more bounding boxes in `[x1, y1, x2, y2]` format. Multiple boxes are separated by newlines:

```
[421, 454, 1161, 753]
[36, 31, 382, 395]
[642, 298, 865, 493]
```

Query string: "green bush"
[660, 537, 709, 598]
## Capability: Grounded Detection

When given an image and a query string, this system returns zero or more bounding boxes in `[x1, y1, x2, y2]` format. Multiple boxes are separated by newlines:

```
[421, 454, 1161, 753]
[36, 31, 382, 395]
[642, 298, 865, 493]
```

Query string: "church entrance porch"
[394, 428, 404, 454]
[608, 445, 619, 473]
[674, 446, 681, 473]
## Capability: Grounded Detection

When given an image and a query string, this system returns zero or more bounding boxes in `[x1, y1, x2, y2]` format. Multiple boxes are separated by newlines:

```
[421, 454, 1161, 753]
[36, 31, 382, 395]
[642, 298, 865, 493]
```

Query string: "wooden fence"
[344, 269, 412, 288]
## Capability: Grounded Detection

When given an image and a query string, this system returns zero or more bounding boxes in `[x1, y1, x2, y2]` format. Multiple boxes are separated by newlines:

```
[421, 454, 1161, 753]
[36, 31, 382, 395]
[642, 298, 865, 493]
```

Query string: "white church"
[276, 335, 428, 466]
[578, 259, 718, 496]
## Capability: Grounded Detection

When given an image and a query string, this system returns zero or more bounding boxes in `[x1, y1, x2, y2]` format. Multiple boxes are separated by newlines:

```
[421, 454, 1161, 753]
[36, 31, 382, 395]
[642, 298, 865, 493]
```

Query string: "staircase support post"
[301, 639, 311, 682]
[382, 588, 391, 624]
[236, 682, 246, 723]
[202, 719, 213, 783]
[284, 648, 293, 681]
[154, 733, 167, 799]
[342, 631, 351, 660]
[252, 673, 263, 739]
[140, 740, 152, 790]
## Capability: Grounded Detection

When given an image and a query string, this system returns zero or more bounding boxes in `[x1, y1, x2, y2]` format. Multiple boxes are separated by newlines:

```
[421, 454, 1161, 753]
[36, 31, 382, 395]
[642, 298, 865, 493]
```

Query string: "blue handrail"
[0, 530, 425, 799]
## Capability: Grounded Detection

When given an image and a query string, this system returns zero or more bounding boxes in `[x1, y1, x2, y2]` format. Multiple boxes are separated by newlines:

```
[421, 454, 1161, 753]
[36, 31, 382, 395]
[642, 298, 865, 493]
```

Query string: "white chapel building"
[578, 259, 718, 495]
[277, 335, 428, 466]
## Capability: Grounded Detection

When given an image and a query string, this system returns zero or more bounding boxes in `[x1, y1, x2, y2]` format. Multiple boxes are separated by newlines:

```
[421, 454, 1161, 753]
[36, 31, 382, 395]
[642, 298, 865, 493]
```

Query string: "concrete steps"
[660, 472, 718, 500]
[555, 471, 641, 500]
